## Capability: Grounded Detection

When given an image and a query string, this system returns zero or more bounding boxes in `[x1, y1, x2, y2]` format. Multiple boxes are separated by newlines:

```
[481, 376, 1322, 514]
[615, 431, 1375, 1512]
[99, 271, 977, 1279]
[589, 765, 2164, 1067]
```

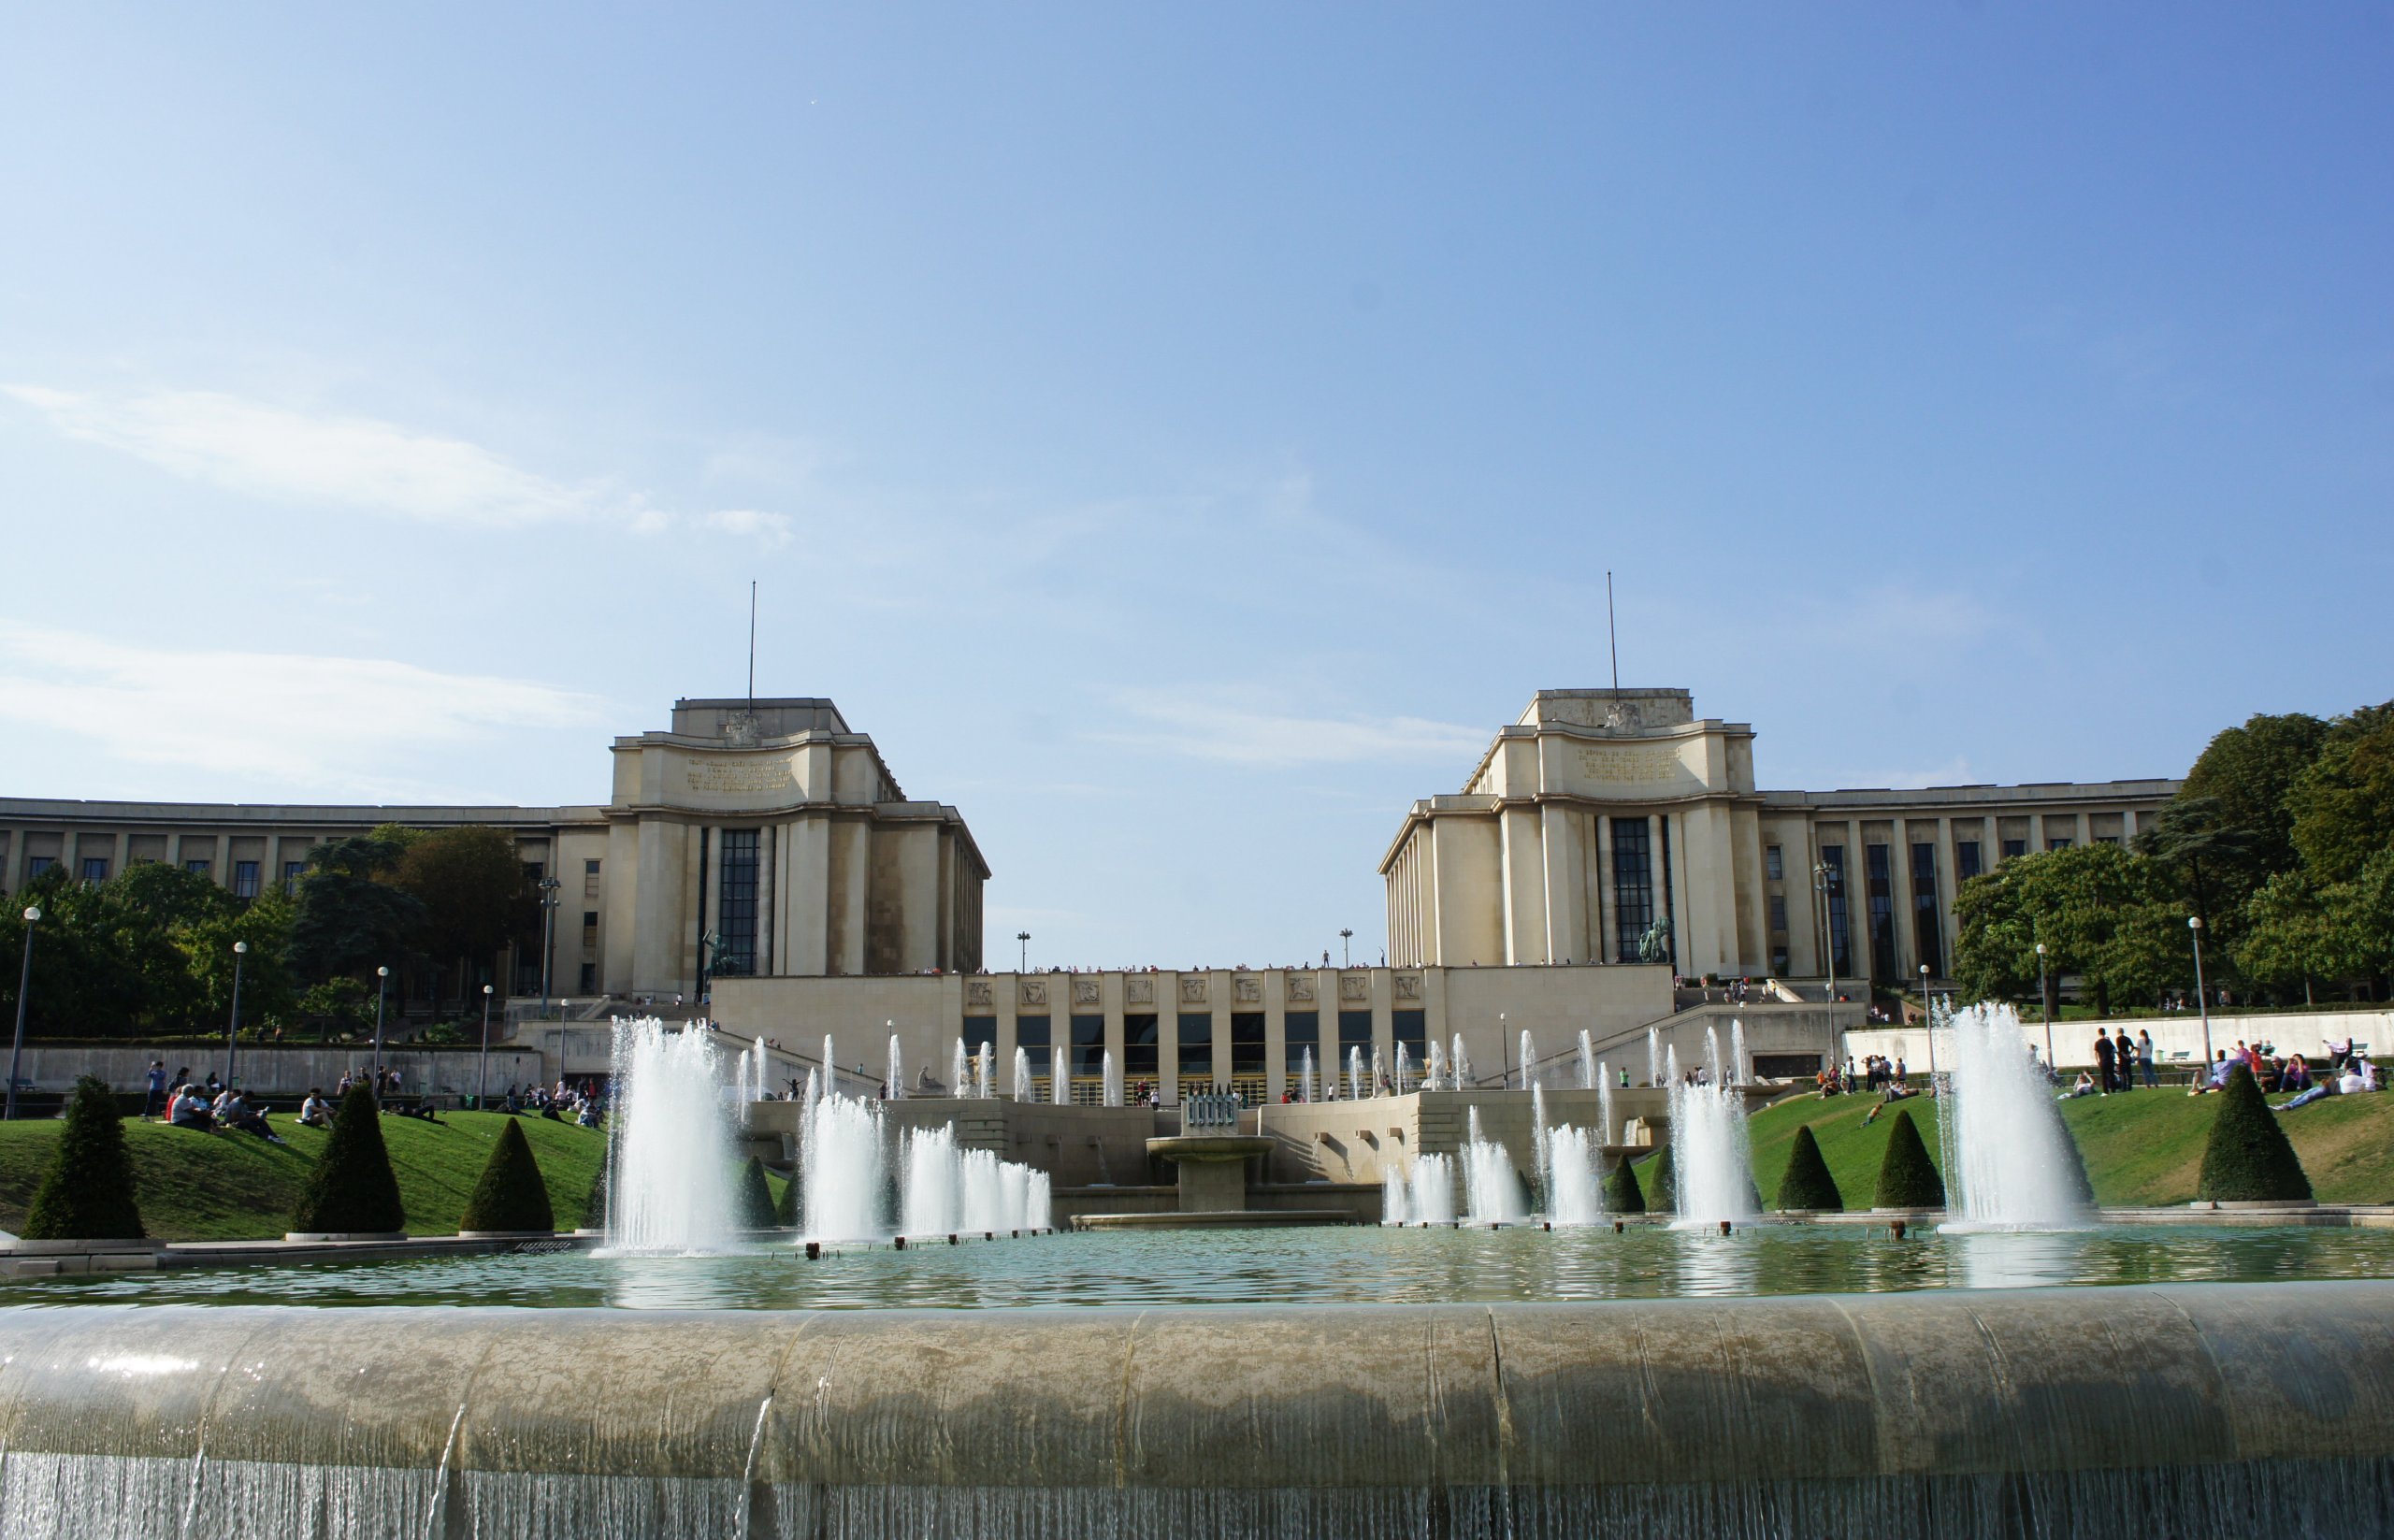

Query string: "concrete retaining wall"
[1, 1283, 2390, 1537]
[10, 1043, 548, 1101]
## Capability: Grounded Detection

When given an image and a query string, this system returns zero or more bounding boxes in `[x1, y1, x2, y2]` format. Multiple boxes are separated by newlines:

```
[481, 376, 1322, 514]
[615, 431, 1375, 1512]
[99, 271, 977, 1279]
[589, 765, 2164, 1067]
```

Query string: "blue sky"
[2, 5, 2387, 968]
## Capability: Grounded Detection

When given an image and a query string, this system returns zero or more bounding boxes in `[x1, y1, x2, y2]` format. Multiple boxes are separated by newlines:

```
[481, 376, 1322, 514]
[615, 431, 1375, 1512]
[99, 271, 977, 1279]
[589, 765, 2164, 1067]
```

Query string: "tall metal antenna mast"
[747, 581, 757, 709]
[1606, 570, 1620, 693]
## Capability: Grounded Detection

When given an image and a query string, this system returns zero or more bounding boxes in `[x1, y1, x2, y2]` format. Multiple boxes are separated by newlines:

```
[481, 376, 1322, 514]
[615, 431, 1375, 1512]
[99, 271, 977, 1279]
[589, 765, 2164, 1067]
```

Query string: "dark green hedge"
[1873, 1109, 1946, 1209]
[289, 1084, 406, 1234]
[735, 1156, 778, 1229]
[1604, 1155, 1645, 1216]
[1775, 1124, 1844, 1212]
[22, 1075, 146, 1241]
[458, 1117, 555, 1233]
[2197, 1065, 2313, 1202]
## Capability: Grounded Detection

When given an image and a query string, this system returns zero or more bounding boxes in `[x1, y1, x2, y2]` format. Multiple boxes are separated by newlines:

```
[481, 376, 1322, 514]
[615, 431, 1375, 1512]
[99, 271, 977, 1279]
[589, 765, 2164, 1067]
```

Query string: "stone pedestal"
[1146, 1134, 1274, 1213]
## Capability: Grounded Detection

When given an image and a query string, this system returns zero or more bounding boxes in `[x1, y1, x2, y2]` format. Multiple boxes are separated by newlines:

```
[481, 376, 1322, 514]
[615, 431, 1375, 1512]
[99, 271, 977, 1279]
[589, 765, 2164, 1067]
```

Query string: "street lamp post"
[537, 878, 561, 1018]
[478, 983, 495, 1111]
[1017, 931, 1030, 972]
[7, 906, 39, 1121]
[2035, 943, 2053, 1070]
[1920, 962, 1936, 1084]
[372, 965, 390, 1076]
[1340, 928, 1353, 969]
[224, 941, 249, 1093]
[1813, 859, 1841, 1066]
[2189, 915, 2214, 1069]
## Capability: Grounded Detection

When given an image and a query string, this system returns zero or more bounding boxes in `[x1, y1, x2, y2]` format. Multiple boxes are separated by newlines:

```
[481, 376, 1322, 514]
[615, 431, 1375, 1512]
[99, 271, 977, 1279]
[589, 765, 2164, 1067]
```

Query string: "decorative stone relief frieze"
[1127, 978, 1155, 1006]
[1179, 975, 1207, 1003]
[967, 981, 992, 1008]
[1286, 974, 1316, 1002]
[1074, 979, 1101, 1005]
[1339, 974, 1369, 1002]
[1394, 973, 1422, 1000]
[1019, 981, 1046, 1008]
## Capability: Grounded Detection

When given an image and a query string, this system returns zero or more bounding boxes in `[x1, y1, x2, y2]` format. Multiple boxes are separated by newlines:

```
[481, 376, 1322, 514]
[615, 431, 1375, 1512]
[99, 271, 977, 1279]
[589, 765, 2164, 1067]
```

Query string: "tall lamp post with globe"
[223, 940, 249, 1092]
[7, 905, 39, 1121]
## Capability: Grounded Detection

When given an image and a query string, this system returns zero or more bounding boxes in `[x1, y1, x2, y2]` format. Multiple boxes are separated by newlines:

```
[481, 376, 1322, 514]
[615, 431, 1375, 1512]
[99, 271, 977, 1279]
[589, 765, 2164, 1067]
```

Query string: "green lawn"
[0, 1111, 617, 1241]
[1733, 1086, 2394, 1210]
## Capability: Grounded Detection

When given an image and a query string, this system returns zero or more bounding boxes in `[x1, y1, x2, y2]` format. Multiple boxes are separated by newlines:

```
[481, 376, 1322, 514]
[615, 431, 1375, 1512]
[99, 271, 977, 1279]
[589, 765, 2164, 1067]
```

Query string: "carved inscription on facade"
[683, 758, 796, 797]
[1575, 746, 1681, 787]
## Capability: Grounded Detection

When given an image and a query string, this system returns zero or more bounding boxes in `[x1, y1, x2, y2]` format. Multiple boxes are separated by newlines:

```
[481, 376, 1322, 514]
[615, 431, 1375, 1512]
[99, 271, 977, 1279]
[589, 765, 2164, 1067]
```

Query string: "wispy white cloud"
[0, 624, 607, 798]
[1097, 690, 1486, 768]
[2, 384, 788, 542]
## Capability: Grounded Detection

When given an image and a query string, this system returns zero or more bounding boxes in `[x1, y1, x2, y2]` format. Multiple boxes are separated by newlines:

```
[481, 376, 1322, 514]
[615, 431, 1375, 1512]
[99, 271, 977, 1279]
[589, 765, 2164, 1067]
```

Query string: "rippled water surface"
[8, 1222, 2394, 1310]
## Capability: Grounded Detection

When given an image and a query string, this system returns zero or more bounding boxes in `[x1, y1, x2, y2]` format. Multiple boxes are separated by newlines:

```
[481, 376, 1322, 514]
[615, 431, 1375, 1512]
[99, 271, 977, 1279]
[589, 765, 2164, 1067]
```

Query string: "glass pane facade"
[1610, 816, 1653, 962]
[1957, 841, 1983, 882]
[714, 828, 758, 977]
[1865, 844, 1896, 982]
[1821, 845, 1852, 977]
[1282, 1011, 1318, 1090]
[1016, 1015, 1051, 1076]
[1124, 1014, 1159, 1077]
[1175, 1013, 1212, 1081]
[1230, 1012, 1265, 1074]
[232, 860, 260, 899]
[1070, 1015, 1104, 1076]
[1911, 842, 1942, 977]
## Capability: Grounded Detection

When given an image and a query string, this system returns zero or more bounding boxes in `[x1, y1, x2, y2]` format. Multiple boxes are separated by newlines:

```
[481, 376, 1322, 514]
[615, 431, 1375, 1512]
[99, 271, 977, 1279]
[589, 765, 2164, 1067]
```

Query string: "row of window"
[961, 1010, 1431, 1077]
[21, 854, 300, 899]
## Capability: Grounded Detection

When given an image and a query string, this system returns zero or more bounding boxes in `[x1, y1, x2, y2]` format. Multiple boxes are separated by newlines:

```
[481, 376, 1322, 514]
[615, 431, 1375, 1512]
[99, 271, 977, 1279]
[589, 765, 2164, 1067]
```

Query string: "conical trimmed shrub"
[735, 1155, 778, 1229]
[1873, 1108, 1945, 1210]
[1648, 1144, 1678, 1211]
[290, 1084, 406, 1235]
[583, 1151, 611, 1231]
[458, 1118, 555, 1233]
[2197, 1065, 2313, 1202]
[1604, 1155, 1645, 1215]
[773, 1164, 798, 1226]
[22, 1075, 146, 1240]
[1775, 1124, 1843, 1212]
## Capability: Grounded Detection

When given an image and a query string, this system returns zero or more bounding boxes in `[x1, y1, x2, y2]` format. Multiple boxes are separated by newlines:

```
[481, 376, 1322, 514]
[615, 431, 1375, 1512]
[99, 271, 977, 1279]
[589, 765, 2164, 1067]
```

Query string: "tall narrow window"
[1865, 844, 1896, 982]
[1611, 817, 1654, 963]
[1230, 1012, 1265, 1081]
[1283, 1011, 1319, 1092]
[1071, 1014, 1105, 1078]
[1821, 845, 1852, 977]
[282, 860, 305, 895]
[1957, 842, 1983, 882]
[1657, 815, 1676, 968]
[232, 860, 260, 900]
[1175, 1013, 1211, 1083]
[1768, 894, 1789, 935]
[1766, 844, 1783, 882]
[1017, 1015, 1052, 1079]
[714, 828, 758, 977]
[1123, 1015, 1159, 1078]
[2002, 839, 2027, 860]
[79, 857, 108, 884]
[185, 858, 211, 878]
[1911, 842, 1942, 978]
[963, 1015, 999, 1069]
[1391, 1010, 1427, 1072]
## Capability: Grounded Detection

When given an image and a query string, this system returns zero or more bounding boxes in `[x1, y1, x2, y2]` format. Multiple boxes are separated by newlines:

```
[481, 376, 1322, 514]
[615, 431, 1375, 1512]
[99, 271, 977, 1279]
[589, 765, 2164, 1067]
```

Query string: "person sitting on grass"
[221, 1091, 286, 1144]
[168, 1083, 215, 1130]
[2190, 1050, 2234, 1096]
[2059, 1070, 2098, 1101]
[297, 1087, 332, 1128]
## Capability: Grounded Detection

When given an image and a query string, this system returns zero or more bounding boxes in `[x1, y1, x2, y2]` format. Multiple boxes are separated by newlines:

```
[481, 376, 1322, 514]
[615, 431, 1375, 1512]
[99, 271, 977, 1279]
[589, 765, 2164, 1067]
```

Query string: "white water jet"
[1103, 1049, 1123, 1108]
[1543, 1124, 1606, 1226]
[1531, 1083, 1551, 1205]
[1730, 1018, 1748, 1087]
[800, 1090, 887, 1242]
[904, 1129, 1049, 1235]
[952, 1040, 969, 1099]
[1348, 1046, 1364, 1102]
[1381, 1164, 1411, 1225]
[1451, 1033, 1472, 1088]
[1054, 1043, 1071, 1105]
[1578, 1029, 1595, 1090]
[1648, 1029, 1661, 1087]
[822, 1034, 837, 1095]
[1597, 1069, 1616, 1149]
[1411, 1153, 1457, 1224]
[1395, 1043, 1414, 1094]
[1940, 1000, 2088, 1231]
[603, 1016, 739, 1255]
[1461, 1107, 1528, 1224]
[1013, 1046, 1032, 1101]
[1666, 1049, 1756, 1229]
[1300, 1046, 1317, 1104]
[887, 1029, 904, 1100]
[1426, 1040, 1447, 1091]
[975, 1043, 993, 1099]
[1520, 1029, 1536, 1090]
[802, 1067, 820, 1106]
[902, 1125, 962, 1236]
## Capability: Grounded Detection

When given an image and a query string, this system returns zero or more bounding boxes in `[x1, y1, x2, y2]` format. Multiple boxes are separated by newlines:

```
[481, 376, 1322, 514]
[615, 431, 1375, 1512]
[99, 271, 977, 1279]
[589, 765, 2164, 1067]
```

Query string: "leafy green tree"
[1873, 1109, 1945, 1209]
[1952, 844, 2188, 1013]
[1774, 1124, 1843, 1212]
[395, 827, 536, 1000]
[289, 1085, 407, 1235]
[2237, 871, 2338, 999]
[290, 836, 426, 984]
[2288, 705, 2394, 885]
[458, 1119, 555, 1233]
[2132, 795, 2260, 945]
[1604, 1154, 1645, 1215]
[2175, 711, 2329, 908]
[183, 886, 298, 1038]
[22, 1075, 146, 1240]
[2195, 1065, 2312, 1203]
[0, 867, 154, 1038]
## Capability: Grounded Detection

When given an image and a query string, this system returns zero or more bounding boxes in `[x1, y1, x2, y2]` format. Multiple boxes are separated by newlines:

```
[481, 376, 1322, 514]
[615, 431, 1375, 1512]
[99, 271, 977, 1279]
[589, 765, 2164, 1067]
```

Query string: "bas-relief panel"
[1179, 976, 1207, 1004]
[1233, 975, 1262, 1003]
[1127, 977, 1156, 1006]
[1018, 981, 1046, 1008]
[1073, 979, 1100, 1005]
[1394, 973, 1422, 1000]
[1339, 974, 1369, 1002]
[1286, 974, 1316, 1002]
[967, 981, 992, 1008]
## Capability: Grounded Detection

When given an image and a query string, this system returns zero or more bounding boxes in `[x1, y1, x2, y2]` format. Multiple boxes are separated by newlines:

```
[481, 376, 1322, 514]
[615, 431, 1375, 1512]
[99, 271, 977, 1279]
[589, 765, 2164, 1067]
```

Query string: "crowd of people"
[138, 1056, 613, 1141]
[145, 1062, 286, 1144]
